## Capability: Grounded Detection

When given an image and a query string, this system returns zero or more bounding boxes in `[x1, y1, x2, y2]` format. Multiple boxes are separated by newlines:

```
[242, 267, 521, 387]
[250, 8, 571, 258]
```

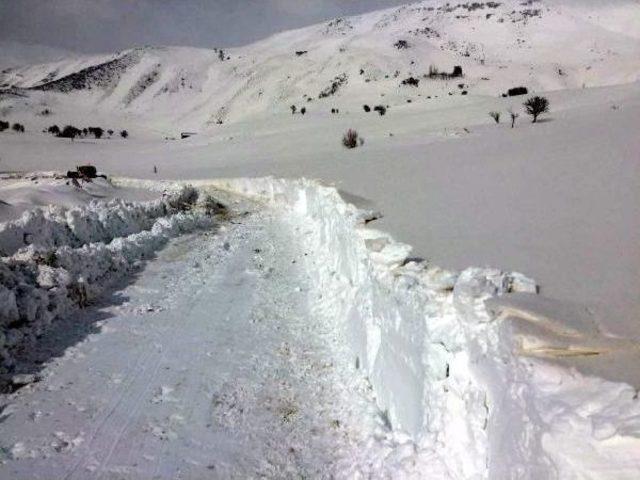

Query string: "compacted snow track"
[0, 201, 390, 479]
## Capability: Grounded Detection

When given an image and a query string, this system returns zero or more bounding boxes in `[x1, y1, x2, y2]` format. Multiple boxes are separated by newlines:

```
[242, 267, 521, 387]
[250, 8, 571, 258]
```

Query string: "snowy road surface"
[0, 203, 391, 479]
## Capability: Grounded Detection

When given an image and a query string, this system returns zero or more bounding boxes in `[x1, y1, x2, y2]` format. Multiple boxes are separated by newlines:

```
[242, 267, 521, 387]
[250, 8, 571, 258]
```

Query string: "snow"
[3, 81, 636, 341]
[111, 177, 640, 479]
[0, 0, 639, 477]
[0, 185, 211, 373]
[1, 0, 639, 130]
[0, 192, 416, 478]
[0, 173, 160, 223]
[217, 178, 640, 479]
[0, 178, 637, 478]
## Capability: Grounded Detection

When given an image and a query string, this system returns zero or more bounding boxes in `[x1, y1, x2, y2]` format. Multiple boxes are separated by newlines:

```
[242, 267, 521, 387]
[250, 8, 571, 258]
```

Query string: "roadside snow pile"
[137, 177, 639, 479]
[0, 186, 212, 375]
[201, 178, 538, 477]
[0, 185, 197, 256]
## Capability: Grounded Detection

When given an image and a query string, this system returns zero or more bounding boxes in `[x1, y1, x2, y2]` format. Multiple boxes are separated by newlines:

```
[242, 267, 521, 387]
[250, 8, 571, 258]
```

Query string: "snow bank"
[0, 186, 212, 374]
[200, 178, 537, 478]
[0, 184, 197, 256]
[117, 177, 640, 479]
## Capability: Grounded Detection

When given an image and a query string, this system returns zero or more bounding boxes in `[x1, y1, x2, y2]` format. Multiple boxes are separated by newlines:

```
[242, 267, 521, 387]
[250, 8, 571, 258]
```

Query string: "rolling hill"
[1, 0, 638, 133]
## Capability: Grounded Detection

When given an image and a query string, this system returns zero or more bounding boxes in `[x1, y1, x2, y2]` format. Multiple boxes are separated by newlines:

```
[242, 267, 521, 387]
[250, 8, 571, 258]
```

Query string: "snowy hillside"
[1, 0, 639, 130]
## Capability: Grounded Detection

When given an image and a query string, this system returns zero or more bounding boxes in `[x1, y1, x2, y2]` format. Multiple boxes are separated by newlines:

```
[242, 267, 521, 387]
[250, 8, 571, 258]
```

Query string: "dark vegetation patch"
[319, 73, 348, 99]
[401, 77, 420, 87]
[50, 124, 126, 139]
[409, 27, 440, 38]
[373, 105, 387, 116]
[124, 66, 161, 105]
[426, 65, 463, 80]
[30, 50, 142, 93]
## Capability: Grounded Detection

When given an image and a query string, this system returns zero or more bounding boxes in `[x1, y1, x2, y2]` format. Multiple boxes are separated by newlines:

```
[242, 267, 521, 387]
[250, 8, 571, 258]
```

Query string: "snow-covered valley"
[1, 0, 639, 478]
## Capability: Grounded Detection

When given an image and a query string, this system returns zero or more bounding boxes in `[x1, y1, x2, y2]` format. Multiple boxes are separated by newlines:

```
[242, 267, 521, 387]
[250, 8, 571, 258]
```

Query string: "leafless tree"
[508, 109, 519, 128]
[523, 96, 549, 123]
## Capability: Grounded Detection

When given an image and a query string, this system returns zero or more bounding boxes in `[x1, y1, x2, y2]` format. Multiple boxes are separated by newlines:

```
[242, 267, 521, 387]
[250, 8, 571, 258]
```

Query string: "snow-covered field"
[1, 0, 639, 478]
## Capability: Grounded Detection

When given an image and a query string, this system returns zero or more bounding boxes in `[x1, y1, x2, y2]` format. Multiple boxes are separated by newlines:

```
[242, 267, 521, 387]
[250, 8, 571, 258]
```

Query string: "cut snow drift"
[114, 177, 640, 479]
[0, 186, 212, 374]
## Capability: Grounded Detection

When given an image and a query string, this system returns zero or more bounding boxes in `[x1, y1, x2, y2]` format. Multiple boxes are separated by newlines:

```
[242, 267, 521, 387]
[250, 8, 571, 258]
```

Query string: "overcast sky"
[0, 0, 410, 53]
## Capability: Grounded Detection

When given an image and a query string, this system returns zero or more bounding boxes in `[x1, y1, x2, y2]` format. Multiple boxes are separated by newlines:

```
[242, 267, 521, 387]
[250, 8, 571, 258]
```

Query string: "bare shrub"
[508, 109, 519, 128]
[489, 111, 501, 124]
[373, 105, 387, 116]
[401, 77, 420, 87]
[342, 129, 359, 149]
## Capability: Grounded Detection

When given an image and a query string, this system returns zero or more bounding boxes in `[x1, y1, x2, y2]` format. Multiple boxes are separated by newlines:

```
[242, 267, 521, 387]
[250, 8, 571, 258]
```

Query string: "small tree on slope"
[508, 109, 519, 128]
[524, 96, 549, 123]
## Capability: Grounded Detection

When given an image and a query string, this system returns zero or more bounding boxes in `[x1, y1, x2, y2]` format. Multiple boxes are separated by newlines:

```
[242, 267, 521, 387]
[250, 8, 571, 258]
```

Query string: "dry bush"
[342, 129, 359, 149]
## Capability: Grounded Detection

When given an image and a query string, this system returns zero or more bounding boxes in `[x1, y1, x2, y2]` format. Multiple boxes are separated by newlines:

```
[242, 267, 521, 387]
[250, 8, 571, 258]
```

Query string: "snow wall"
[178, 177, 640, 480]
[0, 187, 212, 375]
[4, 175, 636, 479]
[116, 177, 545, 478]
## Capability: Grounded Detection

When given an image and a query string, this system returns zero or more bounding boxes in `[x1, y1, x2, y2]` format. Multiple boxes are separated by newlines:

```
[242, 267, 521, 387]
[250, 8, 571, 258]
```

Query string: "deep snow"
[119, 177, 640, 479]
[0, 176, 638, 478]
[0, 174, 159, 222]
[2, 81, 638, 342]
[0, 0, 639, 477]
[0, 185, 210, 373]
[0, 201, 400, 479]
